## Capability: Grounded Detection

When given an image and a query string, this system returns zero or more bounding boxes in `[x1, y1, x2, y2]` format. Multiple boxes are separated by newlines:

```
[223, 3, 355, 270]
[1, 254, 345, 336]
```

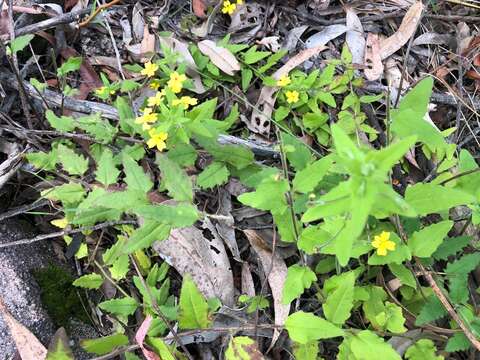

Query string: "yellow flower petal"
[51, 218, 68, 229]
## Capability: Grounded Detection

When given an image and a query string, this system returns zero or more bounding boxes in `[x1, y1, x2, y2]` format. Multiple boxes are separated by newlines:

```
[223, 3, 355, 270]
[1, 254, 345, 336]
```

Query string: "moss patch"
[33, 263, 90, 327]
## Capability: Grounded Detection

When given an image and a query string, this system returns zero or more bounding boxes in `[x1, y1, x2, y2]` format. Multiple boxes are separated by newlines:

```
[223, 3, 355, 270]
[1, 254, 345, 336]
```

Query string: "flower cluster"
[222, 0, 243, 15]
[276, 74, 300, 104]
[135, 66, 199, 152]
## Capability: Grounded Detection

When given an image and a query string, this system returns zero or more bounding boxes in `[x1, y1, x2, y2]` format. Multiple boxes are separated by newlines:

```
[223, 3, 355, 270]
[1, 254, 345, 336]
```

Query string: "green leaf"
[109, 254, 130, 281]
[115, 96, 138, 135]
[72, 273, 103, 289]
[343, 330, 401, 360]
[46, 110, 75, 132]
[75, 114, 117, 143]
[405, 339, 443, 360]
[123, 155, 153, 193]
[243, 46, 271, 64]
[10, 34, 34, 54]
[225, 336, 263, 360]
[123, 221, 171, 254]
[148, 338, 176, 360]
[57, 144, 89, 175]
[445, 253, 480, 276]
[27, 151, 57, 171]
[46, 328, 74, 360]
[445, 332, 470, 352]
[98, 297, 138, 317]
[95, 149, 120, 187]
[282, 265, 317, 305]
[292, 155, 333, 193]
[42, 182, 85, 204]
[293, 341, 318, 360]
[405, 183, 475, 215]
[81, 334, 128, 355]
[238, 178, 288, 212]
[415, 296, 446, 325]
[282, 133, 313, 171]
[134, 204, 198, 228]
[57, 57, 82, 77]
[298, 225, 332, 255]
[178, 274, 211, 329]
[156, 154, 193, 202]
[284, 311, 344, 344]
[197, 162, 229, 190]
[433, 236, 471, 261]
[388, 263, 416, 288]
[318, 91, 336, 107]
[408, 220, 453, 258]
[167, 143, 197, 167]
[241, 68, 253, 91]
[323, 271, 355, 325]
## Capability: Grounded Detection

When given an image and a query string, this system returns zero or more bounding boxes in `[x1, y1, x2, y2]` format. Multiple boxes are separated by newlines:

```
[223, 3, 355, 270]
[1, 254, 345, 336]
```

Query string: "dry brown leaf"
[0, 297, 47, 360]
[243, 230, 289, 349]
[192, 0, 207, 18]
[345, 6, 365, 65]
[198, 40, 240, 76]
[379, 1, 424, 60]
[249, 45, 326, 136]
[135, 315, 160, 360]
[364, 33, 383, 81]
[153, 220, 235, 306]
[241, 263, 256, 297]
[305, 24, 348, 49]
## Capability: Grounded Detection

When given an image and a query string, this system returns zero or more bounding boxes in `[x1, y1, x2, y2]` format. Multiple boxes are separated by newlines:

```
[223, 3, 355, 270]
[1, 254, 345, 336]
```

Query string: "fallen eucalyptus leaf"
[198, 40, 240, 76]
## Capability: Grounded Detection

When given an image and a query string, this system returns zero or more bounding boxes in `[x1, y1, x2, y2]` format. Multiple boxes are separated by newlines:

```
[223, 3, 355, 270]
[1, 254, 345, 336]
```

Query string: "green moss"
[33, 263, 90, 327]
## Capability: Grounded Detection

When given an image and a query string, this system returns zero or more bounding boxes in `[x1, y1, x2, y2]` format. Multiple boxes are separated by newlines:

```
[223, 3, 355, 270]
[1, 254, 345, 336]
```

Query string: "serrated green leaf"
[26, 151, 57, 171]
[293, 341, 318, 360]
[46, 110, 75, 132]
[445, 332, 470, 352]
[405, 183, 475, 216]
[415, 296, 446, 325]
[197, 162, 229, 190]
[57, 144, 89, 175]
[323, 271, 355, 325]
[72, 207, 121, 226]
[109, 254, 129, 281]
[57, 57, 82, 77]
[292, 155, 333, 193]
[98, 297, 138, 317]
[238, 178, 288, 212]
[167, 143, 197, 166]
[178, 274, 211, 329]
[81, 334, 128, 355]
[42, 182, 85, 204]
[10, 34, 34, 54]
[282, 265, 317, 305]
[433, 236, 471, 260]
[123, 221, 171, 254]
[122, 155, 153, 193]
[75, 114, 117, 143]
[95, 149, 120, 186]
[408, 220, 453, 258]
[284, 311, 344, 344]
[405, 339, 443, 360]
[134, 204, 198, 228]
[348, 330, 401, 360]
[282, 133, 313, 171]
[388, 263, 416, 288]
[47, 328, 74, 360]
[156, 153, 193, 202]
[73, 273, 103, 289]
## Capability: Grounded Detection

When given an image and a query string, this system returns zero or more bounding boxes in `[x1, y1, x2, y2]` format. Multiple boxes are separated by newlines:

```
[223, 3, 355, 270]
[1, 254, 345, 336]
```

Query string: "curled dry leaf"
[215, 188, 240, 260]
[282, 25, 308, 53]
[241, 263, 256, 297]
[364, 33, 383, 81]
[305, 24, 348, 49]
[249, 45, 326, 136]
[153, 219, 235, 306]
[257, 36, 281, 52]
[243, 229, 289, 348]
[0, 297, 48, 360]
[345, 6, 365, 65]
[198, 40, 240, 76]
[192, 0, 207, 18]
[379, 1, 424, 60]
[412, 32, 452, 46]
[135, 315, 160, 360]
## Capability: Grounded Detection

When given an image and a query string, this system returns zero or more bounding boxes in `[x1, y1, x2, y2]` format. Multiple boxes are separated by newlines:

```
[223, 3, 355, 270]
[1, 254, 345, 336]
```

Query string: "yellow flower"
[147, 129, 168, 151]
[95, 86, 114, 97]
[236, 0, 243, 4]
[135, 107, 158, 130]
[167, 71, 187, 94]
[147, 89, 166, 107]
[286, 90, 299, 104]
[222, 0, 236, 15]
[277, 75, 291, 87]
[51, 218, 68, 229]
[141, 61, 158, 78]
[172, 96, 198, 110]
[149, 79, 161, 90]
[371, 231, 396, 256]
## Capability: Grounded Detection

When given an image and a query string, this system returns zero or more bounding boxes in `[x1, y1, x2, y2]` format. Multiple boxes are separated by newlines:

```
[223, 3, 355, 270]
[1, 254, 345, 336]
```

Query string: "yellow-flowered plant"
[147, 90, 166, 107]
[371, 231, 396, 256]
[286, 90, 299, 104]
[277, 75, 291, 87]
[149, 79, 161, 90]
[172, 96, 198, 110]
[167, 71, 187, 93]
[95, 86, 115, 97]
[135, 107, 158, 130]
[222, 0, 237, 15]
[147, 128, 168, 151]
[141, 61, 159, 78]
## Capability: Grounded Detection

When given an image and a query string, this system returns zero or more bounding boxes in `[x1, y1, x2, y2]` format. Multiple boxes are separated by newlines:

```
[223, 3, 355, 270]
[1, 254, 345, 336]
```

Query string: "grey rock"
[0, 219, 56, 359]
